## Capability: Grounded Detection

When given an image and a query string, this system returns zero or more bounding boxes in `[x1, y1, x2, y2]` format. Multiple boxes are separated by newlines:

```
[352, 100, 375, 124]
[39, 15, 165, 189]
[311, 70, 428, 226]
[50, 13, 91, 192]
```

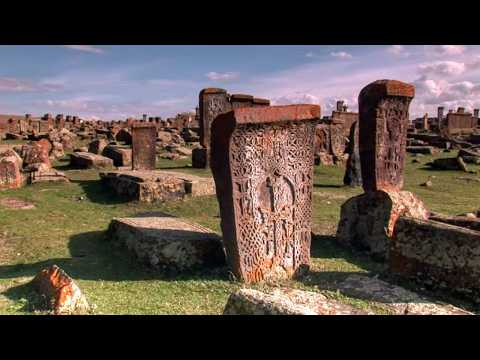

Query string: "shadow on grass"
[70, 179, 131, 205]
[313, 184, 344, 189]
[0, 230, 229, 285]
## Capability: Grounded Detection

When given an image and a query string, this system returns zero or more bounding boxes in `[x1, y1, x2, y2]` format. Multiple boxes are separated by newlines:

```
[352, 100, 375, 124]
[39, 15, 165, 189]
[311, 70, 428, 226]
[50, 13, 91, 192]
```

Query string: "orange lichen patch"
[32, 265, 90, 315]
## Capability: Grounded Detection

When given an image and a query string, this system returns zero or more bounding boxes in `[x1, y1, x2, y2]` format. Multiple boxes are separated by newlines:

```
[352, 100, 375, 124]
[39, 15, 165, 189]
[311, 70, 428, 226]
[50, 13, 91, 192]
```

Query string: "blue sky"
[1, 45, 480, 120]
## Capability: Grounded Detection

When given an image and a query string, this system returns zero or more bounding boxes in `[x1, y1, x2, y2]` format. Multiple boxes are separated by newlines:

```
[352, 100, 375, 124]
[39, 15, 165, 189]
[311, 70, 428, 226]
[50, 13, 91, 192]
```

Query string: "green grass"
[0, 151, 479, 314]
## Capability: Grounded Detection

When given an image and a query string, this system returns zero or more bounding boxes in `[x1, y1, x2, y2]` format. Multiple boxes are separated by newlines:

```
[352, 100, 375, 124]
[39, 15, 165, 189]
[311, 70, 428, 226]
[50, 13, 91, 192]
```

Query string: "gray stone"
[107, 216, 225, 271]
[223, 288, 371, 315]
[70, 152, 114, 169]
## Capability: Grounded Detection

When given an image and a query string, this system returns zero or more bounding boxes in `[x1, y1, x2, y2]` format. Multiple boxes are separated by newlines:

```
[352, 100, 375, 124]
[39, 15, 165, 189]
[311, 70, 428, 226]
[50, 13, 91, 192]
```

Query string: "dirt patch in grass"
[0, 197, 35, 210]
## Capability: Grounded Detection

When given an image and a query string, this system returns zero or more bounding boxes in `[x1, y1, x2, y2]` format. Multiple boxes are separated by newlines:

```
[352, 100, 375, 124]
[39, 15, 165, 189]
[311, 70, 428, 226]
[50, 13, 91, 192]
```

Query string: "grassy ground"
[1, 150, 479, 315]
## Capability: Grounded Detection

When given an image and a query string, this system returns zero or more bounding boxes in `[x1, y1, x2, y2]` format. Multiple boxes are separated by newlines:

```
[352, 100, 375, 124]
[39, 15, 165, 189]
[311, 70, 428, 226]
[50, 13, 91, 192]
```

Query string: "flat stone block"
[107, 216, 226, 271]
[70, 152, 114, 169]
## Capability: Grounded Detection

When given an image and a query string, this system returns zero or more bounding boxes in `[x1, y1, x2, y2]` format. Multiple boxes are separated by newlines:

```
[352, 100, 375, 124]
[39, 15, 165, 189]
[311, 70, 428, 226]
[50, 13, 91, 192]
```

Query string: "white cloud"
[271, 93, 321, 106]
[426, 45, 467, 57]
[330, 51, 352, 59]
[418, 61, 466, 76]
[205, 71, 239, 81]
[305, 52, 315, 58]
[63, 45, 105, 54]
[387, 45, 410, 57]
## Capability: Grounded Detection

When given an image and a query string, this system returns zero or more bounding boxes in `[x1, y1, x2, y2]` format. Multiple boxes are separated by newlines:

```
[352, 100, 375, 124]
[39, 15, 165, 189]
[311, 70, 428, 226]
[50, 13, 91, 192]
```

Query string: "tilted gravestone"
[131, 123, 157, 171]
[343, 121, 362, 187]
[211, 104, 320, 283]
[337, 80, 429, 260]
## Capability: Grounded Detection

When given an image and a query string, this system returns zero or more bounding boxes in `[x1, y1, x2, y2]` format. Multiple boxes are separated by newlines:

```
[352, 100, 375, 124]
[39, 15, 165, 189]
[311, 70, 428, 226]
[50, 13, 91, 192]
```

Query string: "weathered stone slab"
[32, 265, 91, 315]
[107, 216, 225, 271]
[131, 123, 157, 171]
[390, 217, 480, 303]
[70, 152, 114, 169]
[406, 146, 437, 155]
[337, 275, 472, 315]
[336, 190, 429, 260]
[27, 169, 69, 184]
[359, 80, 415, 192]
[211, 105, 320, 283]
[430, 157, 468, 171]
[223, 288, 371, 315]
[100, 170, 215, 202]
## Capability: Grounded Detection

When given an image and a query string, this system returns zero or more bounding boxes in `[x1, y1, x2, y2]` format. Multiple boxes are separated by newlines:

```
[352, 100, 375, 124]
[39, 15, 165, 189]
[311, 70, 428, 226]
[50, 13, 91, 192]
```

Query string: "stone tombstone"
[131, 123, 157, 171]
[211, 104, 320, 283]
[199, 88, 231, 149]
[358, 79, 415, 193]
[343, 121, 362, 187]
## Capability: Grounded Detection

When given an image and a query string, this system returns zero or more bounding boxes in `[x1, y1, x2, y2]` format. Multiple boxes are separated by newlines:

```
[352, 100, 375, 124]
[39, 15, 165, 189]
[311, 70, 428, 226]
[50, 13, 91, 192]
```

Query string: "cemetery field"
[1, 152, 480, 315]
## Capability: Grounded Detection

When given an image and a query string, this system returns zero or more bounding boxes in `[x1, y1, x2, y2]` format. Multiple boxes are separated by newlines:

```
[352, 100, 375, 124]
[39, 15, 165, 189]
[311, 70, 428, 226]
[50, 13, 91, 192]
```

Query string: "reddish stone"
[0, 149, 23, 190]
[32, 265, 90, 315]
[37, 138, 52, 156]
[199, 88, 230, 149]
[358, 79, 415, 192]
[211, 104, 320, 283]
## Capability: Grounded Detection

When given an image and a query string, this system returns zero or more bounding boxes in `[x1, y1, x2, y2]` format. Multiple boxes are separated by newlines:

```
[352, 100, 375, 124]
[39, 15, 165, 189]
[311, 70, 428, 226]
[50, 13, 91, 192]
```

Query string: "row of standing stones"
[4, 79, 479, 315]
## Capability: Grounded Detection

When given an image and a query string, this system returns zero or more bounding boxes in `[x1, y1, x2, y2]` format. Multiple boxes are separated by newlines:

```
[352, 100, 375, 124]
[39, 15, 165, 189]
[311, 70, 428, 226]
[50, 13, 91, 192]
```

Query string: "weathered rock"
[390, 217, 480, 303]
[159, 152, 180, 160]
[336, 190, 429, 260]
[0, 149, 24, 190]
[429, 213, 480, 231]
[157, 130, 173, 144]
[70, 152, 114, 169]
[27, 169, 69, 184]
[211, 105, 319, 283]
[223, 288, 370, 315]
[88, 138, 109, 155]
[115, 128, 132, 145]
[32, 265, 90, 315]
[315, 151, 334, 166]
[337, 275, 472, 315]
[102, 145, 132, 167]
[51, 141, 65, 159]
[17, 142, 51, 172]
[421, 180, 433, 187]
[107, 216, 225, 271]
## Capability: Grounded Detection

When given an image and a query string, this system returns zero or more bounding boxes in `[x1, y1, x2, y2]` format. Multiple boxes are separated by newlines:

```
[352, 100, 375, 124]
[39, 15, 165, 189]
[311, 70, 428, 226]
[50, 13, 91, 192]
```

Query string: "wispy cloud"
[425, 45, 467, 57]
[0, 77, 63, 92]
[205, 71, 239, 81]
[330, 51, 352, 59]
[387, 45, 410, 57]
[63, 45, 105, 54]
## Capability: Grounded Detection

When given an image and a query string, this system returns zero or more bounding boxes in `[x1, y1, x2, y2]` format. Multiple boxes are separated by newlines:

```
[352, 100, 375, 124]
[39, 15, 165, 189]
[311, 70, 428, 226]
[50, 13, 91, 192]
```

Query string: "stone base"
[192, 147, 208, 168]
[107, 216, 225, 271]
[100, 170, 215, 202]
[70, 152, 114, 169]
[336, 190, 429, 260]
[390, 217, 480, 303]
[223, 288, 371, 315]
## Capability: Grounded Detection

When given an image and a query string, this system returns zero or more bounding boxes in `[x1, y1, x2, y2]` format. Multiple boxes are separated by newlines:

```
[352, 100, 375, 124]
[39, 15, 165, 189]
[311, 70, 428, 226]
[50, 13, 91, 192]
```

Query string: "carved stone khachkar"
[211, 105, 320, 283]
[193, 88, 231, 169]
[131, 123, 157, 171]
[192, 88, 271, 169]
[336, 80, 429, 260]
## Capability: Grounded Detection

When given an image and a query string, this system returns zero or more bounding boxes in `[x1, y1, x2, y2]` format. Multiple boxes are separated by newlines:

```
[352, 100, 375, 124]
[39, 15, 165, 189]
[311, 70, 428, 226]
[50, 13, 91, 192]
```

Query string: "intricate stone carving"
[358, 79, 414, 192]
[211, 105, 320, 283]
[131, 123, 157, 171]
